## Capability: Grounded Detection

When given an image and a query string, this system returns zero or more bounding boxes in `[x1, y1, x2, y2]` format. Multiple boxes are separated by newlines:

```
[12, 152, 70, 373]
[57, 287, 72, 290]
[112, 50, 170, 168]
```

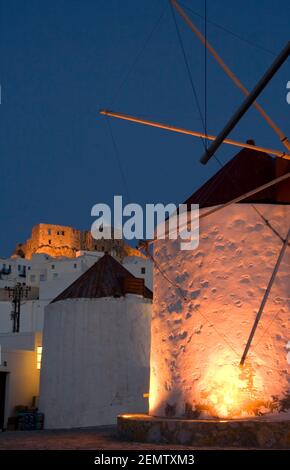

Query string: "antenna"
[5, 283, 31, 333]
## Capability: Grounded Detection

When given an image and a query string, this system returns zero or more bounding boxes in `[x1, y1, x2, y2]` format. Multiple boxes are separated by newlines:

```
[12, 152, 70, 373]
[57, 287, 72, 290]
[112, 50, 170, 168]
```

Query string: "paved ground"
[0, 426, 198, 450]
[0, 425, 286, 451]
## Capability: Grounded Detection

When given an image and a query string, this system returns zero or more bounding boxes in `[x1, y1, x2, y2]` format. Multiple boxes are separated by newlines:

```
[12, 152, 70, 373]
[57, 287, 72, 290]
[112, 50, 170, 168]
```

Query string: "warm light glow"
[37, 346, 42, 370]
[197, 360, 265, 419]
[148, 365, 161, 415]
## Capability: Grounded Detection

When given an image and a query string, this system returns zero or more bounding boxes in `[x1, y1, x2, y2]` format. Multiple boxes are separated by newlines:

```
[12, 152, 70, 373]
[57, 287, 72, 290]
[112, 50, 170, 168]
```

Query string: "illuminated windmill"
[100, 0, 290, 423]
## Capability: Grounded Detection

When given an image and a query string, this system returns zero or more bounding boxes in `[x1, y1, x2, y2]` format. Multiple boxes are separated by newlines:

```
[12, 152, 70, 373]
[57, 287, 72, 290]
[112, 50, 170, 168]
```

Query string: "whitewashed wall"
[0, 300, 46, 333]
[0, 347, 40, 425]
[0, 332, 41, 351]
[39, 296, 152, 428]
[149, 204, 290, 419]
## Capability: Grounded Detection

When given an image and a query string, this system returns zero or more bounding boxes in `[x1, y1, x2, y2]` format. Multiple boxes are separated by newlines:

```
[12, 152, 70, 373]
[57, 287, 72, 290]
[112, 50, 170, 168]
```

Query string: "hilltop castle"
[12, 223, 143, 260]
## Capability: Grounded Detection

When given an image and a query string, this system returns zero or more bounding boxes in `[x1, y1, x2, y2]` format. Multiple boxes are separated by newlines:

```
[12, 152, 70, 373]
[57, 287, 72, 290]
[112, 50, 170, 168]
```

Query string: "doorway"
[0, 372, 7, 430]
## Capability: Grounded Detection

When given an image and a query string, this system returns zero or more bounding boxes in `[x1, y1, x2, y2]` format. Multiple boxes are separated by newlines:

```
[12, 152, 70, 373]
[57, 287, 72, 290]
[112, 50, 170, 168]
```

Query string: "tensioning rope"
[178, 1, 276, 56]
[105, 117, 131, 204]
[110, 6, 167, 106]
[169, 0, 208, 152]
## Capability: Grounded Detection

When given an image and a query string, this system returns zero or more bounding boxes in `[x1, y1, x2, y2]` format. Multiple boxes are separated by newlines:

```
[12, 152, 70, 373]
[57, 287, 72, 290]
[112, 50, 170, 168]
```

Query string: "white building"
[0, 332, 42, 430]
[39, 253, 152, 428]
[0, 249, 152, 429]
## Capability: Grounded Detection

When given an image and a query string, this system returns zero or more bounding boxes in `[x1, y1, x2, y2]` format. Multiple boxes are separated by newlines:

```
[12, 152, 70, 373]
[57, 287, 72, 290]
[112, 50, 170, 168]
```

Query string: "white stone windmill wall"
[39, 296, 151, 428]
[149, 204, 290, 419]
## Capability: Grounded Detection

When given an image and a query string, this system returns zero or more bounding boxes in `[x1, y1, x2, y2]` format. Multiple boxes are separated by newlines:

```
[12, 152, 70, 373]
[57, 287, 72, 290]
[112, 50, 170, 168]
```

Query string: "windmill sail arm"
[100, 109, 290, 160]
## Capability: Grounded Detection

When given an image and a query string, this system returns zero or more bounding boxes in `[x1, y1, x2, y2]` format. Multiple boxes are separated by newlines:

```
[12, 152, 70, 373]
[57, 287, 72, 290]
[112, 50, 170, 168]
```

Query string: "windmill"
[100, 0, 290, 421]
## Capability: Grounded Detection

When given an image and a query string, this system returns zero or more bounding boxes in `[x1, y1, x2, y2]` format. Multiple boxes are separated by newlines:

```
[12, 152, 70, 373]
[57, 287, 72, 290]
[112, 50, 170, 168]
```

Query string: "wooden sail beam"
[240, 228, 290, 365]
[171, 0, 290, 154]
[100, 109, 290, 160]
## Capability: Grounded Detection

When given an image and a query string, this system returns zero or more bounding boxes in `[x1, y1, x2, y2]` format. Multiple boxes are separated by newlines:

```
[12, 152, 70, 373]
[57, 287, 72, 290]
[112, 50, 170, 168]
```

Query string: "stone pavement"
[0, 426, 196, 450]
[0, 425, 275, 450]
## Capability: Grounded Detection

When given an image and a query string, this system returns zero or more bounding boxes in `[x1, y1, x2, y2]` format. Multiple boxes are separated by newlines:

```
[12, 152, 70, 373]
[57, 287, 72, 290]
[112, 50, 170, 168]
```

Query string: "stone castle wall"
[13, 224, 127, 260]
[21, 224, 82, 259]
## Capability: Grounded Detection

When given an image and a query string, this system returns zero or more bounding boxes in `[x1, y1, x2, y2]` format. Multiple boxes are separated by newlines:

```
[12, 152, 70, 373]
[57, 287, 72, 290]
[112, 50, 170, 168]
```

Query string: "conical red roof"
[51, 253, 152, 303]
[185, 148, 290, 208]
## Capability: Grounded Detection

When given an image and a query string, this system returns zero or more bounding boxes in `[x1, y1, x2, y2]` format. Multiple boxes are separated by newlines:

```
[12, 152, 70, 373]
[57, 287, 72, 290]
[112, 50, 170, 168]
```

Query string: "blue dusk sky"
[0, 0, 289, 256]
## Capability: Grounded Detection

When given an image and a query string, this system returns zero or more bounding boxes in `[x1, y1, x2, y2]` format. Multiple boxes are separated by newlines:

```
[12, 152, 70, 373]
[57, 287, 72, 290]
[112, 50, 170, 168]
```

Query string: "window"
[141, 267, 146, 274]
[48, 240, 51, 245]
[74, 263, 77, 269]
[40, 274, 46, 282]
[18, 265, 26, 276]
[48, 228, 51, 235]
[28, 266, 31, 271]
[62, 231, 65, 236]
[37, 346, 42, 370]
[51, 265, 55, 270]
[30, 274, 36, 282]
[53, 273, 58, 279]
